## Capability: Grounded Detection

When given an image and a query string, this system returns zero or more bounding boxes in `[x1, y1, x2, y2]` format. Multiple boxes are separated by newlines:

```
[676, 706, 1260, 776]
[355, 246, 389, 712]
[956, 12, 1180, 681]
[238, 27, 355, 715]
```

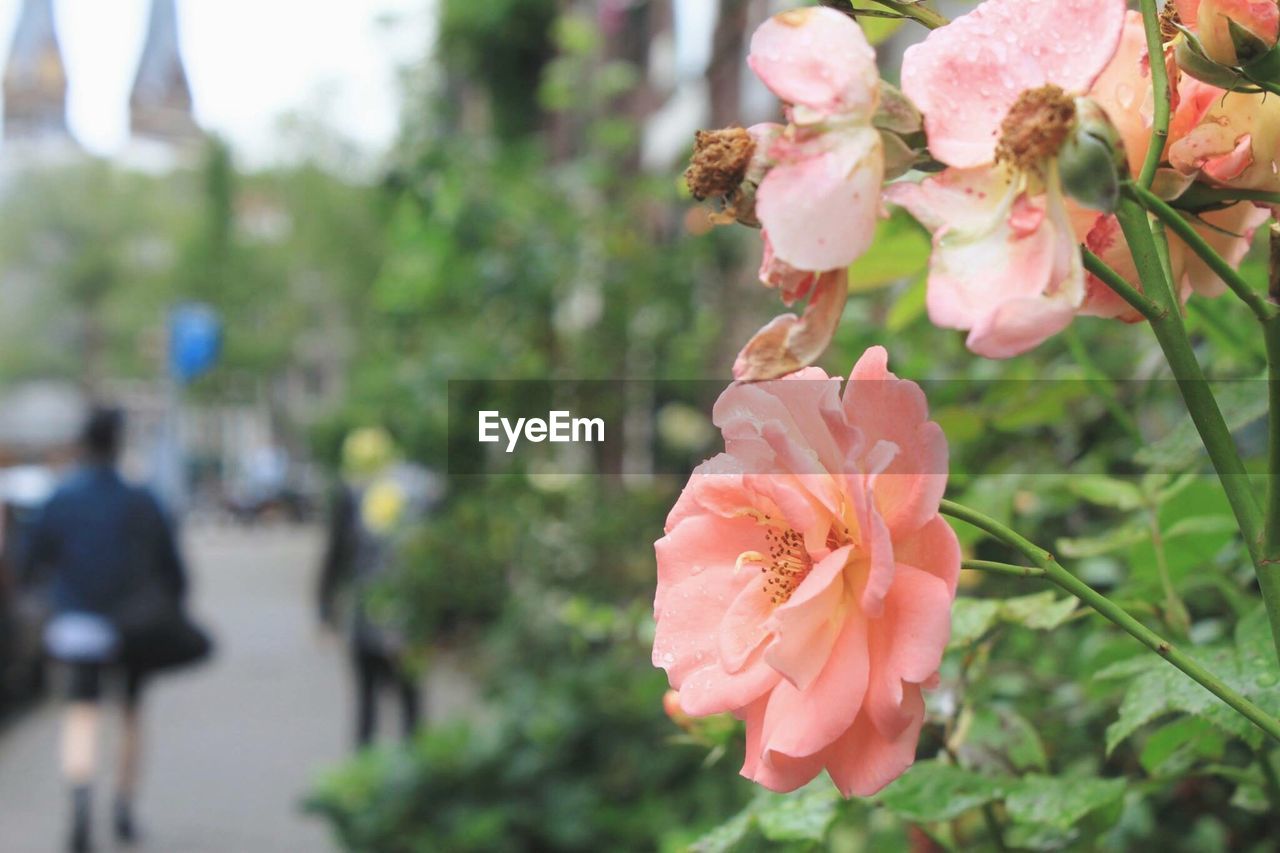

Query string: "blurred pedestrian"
[24, 407, 210, 853]
[317, 427, 440, 748]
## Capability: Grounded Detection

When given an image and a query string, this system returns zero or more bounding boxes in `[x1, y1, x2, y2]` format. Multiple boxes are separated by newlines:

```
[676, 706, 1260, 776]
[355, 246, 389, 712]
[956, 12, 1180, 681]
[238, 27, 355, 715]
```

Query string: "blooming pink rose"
[652, 347, 959, 797]
[748, 7, 884, 272]
[890, 0, 1127, 357]
[1175, 0, 1279, 66]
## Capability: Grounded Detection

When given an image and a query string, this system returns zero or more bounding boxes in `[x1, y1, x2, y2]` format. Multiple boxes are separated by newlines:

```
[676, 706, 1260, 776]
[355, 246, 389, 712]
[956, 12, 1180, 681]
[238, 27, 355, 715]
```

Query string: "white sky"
[0, 0, 432, 164]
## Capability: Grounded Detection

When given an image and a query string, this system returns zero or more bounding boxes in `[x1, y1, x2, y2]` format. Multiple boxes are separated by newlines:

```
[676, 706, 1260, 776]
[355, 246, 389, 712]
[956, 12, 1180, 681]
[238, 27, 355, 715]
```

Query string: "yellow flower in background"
[361, 479, 407, 534]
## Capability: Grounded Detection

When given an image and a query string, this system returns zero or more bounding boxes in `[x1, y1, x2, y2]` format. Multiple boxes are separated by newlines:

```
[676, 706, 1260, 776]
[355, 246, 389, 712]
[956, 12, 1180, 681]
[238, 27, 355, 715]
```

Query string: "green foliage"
[1100, 606, 1280, 754]
[949, 591, 1077, 647]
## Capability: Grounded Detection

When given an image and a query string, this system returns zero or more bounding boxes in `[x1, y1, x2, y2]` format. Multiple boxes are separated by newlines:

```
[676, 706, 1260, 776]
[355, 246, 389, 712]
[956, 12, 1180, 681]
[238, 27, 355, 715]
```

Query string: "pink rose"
[748, 7, 885, 273]
[653, 347, 959, 796]
[889, 0, 1128, 357]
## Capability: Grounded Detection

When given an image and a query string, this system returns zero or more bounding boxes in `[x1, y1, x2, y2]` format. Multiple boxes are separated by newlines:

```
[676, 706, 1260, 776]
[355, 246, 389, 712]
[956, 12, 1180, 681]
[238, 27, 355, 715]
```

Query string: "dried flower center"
[994, 85, 1077, 174]
[685, 127, 756, 201]
[1159, 4, 1181, 41]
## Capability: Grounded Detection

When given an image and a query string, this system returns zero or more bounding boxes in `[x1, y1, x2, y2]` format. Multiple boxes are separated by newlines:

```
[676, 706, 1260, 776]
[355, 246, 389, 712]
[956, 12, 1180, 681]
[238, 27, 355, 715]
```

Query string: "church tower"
[3, 0, 69, 142]
[129, 0, 199, 145]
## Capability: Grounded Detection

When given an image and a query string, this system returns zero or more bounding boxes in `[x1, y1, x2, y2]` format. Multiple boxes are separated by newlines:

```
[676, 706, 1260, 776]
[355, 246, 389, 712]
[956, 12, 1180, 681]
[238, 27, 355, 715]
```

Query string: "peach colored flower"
[1174, 0, 1279, 66]
[890, 0, 1127, 357]
[1168, 80, 1280, 199]
[652, 347, 959, 797]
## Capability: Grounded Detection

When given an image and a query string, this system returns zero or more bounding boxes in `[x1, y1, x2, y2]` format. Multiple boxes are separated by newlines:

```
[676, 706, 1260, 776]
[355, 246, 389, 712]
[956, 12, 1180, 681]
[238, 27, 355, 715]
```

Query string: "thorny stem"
[1136, 0, 1170, 189]
[1113, 194, 1280, 662]
[940, 500, 1280, 745]
[1112, 196, 1263, 542]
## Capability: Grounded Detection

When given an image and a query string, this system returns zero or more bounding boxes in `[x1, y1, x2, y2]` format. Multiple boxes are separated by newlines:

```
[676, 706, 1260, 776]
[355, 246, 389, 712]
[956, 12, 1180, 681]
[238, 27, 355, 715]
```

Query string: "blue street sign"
[169, 303, 221, 383]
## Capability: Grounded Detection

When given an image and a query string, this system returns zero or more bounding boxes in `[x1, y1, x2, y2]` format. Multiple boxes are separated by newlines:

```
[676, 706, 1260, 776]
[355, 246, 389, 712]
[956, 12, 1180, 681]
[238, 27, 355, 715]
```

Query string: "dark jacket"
[24, 465, 186, 616]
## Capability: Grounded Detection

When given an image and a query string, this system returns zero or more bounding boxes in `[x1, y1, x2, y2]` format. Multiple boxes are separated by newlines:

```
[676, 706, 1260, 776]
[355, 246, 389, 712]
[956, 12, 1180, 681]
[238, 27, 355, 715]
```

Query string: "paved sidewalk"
[0, 524, 453, 853]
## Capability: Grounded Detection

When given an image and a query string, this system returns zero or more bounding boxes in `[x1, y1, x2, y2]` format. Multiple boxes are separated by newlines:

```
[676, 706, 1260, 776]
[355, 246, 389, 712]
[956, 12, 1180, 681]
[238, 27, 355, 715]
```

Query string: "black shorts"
[65, 663, 145, 707]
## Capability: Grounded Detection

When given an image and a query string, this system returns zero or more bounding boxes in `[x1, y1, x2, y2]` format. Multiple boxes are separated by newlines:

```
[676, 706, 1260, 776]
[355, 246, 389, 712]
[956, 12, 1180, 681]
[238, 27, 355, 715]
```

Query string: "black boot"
[114, 797, 138, 845]
[68, 785, 91, 853]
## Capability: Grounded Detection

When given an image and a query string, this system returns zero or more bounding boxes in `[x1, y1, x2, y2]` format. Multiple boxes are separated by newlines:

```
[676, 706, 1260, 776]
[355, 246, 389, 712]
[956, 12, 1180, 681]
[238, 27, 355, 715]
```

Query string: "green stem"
[865, 0, 948, 29]
[1136, 0, 1170, 189]
[1264, 234, 1280, 658]
[1082, 249, 1162, 322]
[1261, 749, 1280, 813]
[1126, 183, 1278, 322]
[1251, 79, 1280, 97]
[1175, 185, 1280, 209]
[940, 500, 1280, 745]
[1113, 196, 1264, 554]
[962, 558, 1046, 579]
[1147, 507, 1191, 635]
[981, 803, 1008, 852]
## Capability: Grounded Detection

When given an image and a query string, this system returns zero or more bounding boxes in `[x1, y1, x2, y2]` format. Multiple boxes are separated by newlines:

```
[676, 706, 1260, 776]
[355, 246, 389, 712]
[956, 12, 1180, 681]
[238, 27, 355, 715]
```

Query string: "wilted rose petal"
[733, 270, 848, 381]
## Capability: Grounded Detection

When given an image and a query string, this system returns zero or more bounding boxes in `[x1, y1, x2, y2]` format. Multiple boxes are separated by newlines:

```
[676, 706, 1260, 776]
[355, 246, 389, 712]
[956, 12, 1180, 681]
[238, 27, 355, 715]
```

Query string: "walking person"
[24, 407, 209, 852]
[317, 427, 440, 748]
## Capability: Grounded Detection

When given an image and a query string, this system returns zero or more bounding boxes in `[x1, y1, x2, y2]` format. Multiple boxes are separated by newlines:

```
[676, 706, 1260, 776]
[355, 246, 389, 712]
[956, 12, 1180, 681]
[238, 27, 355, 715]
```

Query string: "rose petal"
[901, 0, 1127, 167]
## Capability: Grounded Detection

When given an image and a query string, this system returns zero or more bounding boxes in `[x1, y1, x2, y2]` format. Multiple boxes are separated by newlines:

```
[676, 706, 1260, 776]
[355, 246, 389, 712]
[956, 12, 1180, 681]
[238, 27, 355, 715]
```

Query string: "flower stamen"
[762, 525, 812, 604]
[994, 85, 1077, 175]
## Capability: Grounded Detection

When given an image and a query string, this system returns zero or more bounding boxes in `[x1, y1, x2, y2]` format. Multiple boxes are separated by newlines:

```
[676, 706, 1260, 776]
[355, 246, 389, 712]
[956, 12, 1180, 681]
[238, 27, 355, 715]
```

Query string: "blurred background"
[0, 0, 1273, 851]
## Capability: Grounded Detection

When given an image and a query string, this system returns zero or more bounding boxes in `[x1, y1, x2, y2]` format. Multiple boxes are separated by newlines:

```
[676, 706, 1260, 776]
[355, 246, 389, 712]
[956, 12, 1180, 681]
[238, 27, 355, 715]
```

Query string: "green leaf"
[755, 785, 840, 842]
[1134, 376, 1268, 470]
[846, 208, 929, 290]
[1105, 643, 1259, 755]
[1138, 717, 1226, 776]
[999, 591, 1077, 631]
[1067, 475, 1145, 511]
[875, 760, 1008, 823]
[1057, 521, 1148, 558]
[1162, 515, 1237, 540]
[689, 809, 752, 853]
[1003, 775, 1126, 830]
[949, 593, 1077, 648]
[1230, 783, 1270, 814]
[964, 706, 1049, 772]
[949, 597, 1001, 648]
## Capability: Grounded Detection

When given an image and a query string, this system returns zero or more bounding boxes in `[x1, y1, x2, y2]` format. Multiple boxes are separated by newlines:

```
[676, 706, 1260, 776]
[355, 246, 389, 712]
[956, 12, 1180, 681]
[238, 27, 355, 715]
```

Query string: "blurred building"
[121, 0, 203, 172]
[1, 0, 77, 166]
